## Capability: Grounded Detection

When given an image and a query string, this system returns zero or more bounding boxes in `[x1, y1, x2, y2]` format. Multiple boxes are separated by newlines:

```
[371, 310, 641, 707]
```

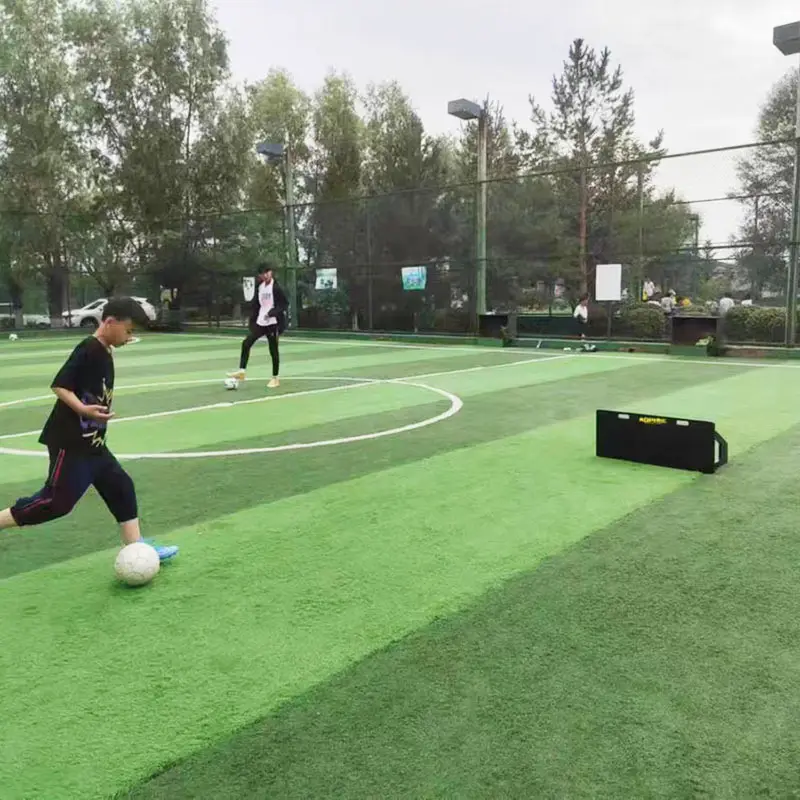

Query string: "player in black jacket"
[228, 263, 289, 388]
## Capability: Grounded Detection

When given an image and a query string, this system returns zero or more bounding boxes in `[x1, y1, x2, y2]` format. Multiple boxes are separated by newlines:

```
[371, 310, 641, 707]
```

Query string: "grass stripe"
[2, 365, 797, 797]
[0, 360, 746, 574]
[0, 413, 702, 799]
[126, 421, 800, 799]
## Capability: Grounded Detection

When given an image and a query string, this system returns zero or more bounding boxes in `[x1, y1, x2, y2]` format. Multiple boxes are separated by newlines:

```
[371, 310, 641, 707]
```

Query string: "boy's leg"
[1, 448, 90, 530]
[92, 452, 178, 561]
[267, 332, 280, 387]
[229, 327, 265, 379]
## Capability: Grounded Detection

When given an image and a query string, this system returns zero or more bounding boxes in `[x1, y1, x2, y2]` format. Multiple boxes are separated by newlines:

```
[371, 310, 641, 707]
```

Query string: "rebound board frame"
[596, 410, 728, 475]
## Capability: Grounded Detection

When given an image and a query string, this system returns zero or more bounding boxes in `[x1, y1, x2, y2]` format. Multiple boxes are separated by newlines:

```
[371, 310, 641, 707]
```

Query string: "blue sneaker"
[155, 545, 179, 562]
[142, 539, 179, 562]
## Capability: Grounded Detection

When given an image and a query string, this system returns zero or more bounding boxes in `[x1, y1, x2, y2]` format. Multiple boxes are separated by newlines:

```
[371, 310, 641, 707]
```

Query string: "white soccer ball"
[115, 542, 160, 587]
[8, 333, 18, 341]
[223, 377, 239, 390]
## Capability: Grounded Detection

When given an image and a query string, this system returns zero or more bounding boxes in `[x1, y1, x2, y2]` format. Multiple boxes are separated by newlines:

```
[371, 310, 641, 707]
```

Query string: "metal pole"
[637, 164, 645, 299]
[785, 53, 800, 347]
[285, 145, 299, 330]
[366, 197, 374, 331]
[476, 113, 488, 318]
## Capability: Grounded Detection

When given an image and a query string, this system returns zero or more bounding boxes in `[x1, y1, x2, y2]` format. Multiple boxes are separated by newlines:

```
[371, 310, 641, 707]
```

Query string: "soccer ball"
[223, 377, 239, 390]
[115, 542, 160, 587]
[8, 333, 18, 341]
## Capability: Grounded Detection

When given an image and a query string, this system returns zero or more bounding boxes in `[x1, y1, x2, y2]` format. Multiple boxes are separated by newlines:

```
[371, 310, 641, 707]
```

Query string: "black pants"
[11, 446, 138, 526]
[240, 325, 280, 376]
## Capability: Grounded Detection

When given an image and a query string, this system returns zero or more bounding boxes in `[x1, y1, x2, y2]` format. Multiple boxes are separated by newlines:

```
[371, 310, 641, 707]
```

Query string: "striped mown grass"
[1, 333, 799, 798]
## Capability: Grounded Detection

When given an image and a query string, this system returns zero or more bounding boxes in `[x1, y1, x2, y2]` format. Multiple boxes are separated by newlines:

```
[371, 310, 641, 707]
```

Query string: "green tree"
[246, 68, 311, 298]
[0, 0, 85, 320]
[67, 0, 234, 298]
[454, 100, 564, 310]
[246, 68, 310, 211]
[731, 71, 795, 296]
[359, 81, 455, 326]
[526, 39, 674, 294]
[303, 72, 363, 324]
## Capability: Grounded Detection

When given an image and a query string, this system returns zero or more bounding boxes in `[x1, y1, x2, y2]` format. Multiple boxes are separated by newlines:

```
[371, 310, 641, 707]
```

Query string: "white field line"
[10, 329, 800, 367]
[0, 353, 567, 441]
[0, 332, 519, 357]
[0, 380, 463, 460]
[0, 380, 379, 441]
[112, 381, 463, 460]
[407, 354, 571, 380]
[200, 334, 800, 369]
[5, 345, 792, 441]
[587, 352, 800, 370]
[179, 332, 555, 356]
[0, 352, 568, 410]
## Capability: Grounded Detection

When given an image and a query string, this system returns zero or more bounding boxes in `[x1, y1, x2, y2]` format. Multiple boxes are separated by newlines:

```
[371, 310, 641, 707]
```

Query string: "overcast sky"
[212, 0, 800, 252]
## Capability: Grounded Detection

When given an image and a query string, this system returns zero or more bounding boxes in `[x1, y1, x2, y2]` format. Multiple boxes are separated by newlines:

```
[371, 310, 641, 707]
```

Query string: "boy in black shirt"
[0, 297, 178, 562]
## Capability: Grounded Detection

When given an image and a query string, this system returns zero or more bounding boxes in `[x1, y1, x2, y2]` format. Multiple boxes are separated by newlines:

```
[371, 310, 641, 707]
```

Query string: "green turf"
[0, 415, 699, 799]
[0, 358, 747, 577]
[3, 336, 800, 798]
[127, 423, 800, 799]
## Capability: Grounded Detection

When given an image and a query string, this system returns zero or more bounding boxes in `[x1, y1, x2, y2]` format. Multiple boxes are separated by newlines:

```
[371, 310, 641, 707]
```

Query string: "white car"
[0, 302, 51, 328]
[63, 297, 157, 329]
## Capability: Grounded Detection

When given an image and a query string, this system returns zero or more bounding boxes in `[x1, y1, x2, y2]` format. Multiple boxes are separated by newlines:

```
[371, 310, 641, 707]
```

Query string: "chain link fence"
[0, 139, 796, 344]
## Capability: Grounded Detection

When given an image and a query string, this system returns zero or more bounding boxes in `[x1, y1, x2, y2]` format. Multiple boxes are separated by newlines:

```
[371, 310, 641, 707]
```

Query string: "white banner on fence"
[315, 268, 338, 290]
[595, 264, 622, 302]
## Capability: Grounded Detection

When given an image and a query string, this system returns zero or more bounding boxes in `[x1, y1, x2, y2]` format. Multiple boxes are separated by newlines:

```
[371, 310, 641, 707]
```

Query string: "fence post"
[578, 164, 588, 295]
[285, 145, 299, 330]
[785, 58, 800, 346]
[476, 113, 488, 318]
[366, 196, 374, 331]
[637, 163, 645, 299]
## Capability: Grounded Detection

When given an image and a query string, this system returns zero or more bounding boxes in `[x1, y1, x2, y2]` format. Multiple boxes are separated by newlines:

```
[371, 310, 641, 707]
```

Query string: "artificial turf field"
[3, 333, 800, 798]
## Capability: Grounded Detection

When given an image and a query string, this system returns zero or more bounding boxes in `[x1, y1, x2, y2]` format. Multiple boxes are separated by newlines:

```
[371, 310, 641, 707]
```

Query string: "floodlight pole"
[284, 145, 299, 331]
[476, 113, 488, 318]
[256, 141, 299, 329]
[448, 98, 488, 322]
[774, 22, 800, 346]
[786, 58, 800, 347]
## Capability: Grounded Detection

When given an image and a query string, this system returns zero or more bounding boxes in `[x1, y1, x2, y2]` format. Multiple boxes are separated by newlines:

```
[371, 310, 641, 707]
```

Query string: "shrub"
[724, 306, 788, 344]
[615, 305, 667, 340]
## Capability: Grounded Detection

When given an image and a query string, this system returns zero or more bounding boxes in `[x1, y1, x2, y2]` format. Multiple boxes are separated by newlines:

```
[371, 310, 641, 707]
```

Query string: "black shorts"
[11, 446, 138, 526]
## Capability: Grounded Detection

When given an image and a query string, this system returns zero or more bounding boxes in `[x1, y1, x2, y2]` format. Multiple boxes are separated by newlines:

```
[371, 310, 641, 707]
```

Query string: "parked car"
[0, 302, 51, 329]
[63, 297, 157, 329]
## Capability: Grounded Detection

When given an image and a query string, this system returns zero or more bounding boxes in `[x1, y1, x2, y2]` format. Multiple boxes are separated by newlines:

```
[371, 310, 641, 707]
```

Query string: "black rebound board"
[596, 410, 728, 474]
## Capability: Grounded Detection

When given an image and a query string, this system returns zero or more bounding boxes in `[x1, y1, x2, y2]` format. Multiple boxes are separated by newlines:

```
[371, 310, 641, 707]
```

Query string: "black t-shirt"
[39, 336, 115, 454]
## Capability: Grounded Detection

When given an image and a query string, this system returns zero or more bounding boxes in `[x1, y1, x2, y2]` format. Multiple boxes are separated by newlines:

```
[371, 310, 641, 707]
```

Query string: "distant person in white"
[661, 290, 677, 314]
[228, 263, 289, 388]
[741, 294, 753, 307]
[643, 278, 655, 301]
[573, 294, 589, 325]
[573, 293, 595, 351]
[718, 294, 735, 315]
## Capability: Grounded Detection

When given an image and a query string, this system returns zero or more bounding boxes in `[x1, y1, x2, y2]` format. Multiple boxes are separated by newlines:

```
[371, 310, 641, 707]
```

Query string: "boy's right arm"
[51, 346, 113, 422]
[52, 387, 113, 421]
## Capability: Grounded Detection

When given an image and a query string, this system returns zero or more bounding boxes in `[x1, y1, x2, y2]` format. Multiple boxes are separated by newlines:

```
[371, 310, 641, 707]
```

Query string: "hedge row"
[722, 306, 793, 344]
[296, 303, 799, 343]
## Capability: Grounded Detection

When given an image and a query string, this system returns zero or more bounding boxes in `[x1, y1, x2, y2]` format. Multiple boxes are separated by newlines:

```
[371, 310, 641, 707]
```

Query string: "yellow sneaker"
[227, 370, 246, 381]
[268, 377, 280, 388]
